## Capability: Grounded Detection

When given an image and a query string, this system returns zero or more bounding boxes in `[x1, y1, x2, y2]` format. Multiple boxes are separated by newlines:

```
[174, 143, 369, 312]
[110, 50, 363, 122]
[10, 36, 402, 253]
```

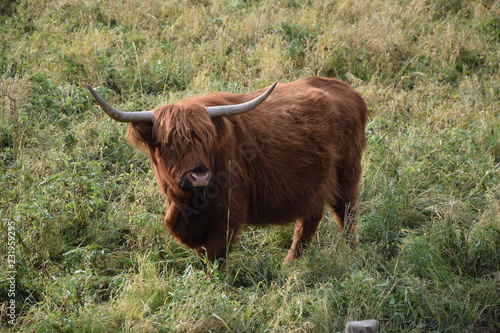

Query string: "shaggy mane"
[152, 104, 217, 153]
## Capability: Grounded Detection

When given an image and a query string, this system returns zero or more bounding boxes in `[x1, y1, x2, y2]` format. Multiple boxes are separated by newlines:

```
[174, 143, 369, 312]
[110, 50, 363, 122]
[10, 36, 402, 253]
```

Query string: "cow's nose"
[188, 169, 212, 187]
[180, 166, 213, 191]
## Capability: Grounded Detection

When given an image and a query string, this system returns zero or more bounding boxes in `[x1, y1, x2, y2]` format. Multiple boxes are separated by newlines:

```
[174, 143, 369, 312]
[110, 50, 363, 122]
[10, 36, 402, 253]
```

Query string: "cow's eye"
[191, 132, 200, 141]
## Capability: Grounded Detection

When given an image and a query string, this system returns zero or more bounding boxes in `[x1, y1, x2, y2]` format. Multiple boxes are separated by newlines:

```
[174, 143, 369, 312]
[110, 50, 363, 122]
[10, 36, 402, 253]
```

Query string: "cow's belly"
[246, 185, 326, 226]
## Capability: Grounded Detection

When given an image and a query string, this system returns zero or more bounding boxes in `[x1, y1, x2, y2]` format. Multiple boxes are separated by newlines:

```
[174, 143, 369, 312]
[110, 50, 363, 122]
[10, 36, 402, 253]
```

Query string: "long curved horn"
[87, 85, 154, 123]
[205, 82, 277, 118]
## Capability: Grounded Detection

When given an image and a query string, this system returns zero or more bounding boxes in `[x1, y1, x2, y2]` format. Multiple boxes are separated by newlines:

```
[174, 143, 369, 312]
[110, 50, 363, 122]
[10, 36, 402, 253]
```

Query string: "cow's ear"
[127, 122, 154, 151]
[211, 117, 233, 148]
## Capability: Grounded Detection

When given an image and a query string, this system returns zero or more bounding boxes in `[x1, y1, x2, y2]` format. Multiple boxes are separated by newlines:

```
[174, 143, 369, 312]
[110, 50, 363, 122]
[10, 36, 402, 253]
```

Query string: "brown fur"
[126, 76, 368, 261]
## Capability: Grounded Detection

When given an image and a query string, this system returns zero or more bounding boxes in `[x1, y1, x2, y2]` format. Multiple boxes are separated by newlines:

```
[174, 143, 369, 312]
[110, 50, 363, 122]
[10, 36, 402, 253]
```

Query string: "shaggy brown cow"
[87, 76, 367, 262]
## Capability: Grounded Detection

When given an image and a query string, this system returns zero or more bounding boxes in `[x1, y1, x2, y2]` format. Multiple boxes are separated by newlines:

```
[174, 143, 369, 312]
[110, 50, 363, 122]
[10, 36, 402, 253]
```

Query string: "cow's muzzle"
[179, 166, 213, 192]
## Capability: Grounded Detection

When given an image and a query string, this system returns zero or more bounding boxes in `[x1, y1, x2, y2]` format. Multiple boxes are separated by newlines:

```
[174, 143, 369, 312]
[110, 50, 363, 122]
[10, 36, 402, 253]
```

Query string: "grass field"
[1, 0, 499, 331]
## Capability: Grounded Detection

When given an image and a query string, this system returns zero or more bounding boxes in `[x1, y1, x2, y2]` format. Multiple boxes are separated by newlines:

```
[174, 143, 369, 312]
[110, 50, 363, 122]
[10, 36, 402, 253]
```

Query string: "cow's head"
[87, 84, 276, 196]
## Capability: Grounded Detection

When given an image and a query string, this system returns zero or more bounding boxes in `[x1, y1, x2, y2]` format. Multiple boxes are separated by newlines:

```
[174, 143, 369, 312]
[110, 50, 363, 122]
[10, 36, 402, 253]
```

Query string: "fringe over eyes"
[152, 104, 218, 154]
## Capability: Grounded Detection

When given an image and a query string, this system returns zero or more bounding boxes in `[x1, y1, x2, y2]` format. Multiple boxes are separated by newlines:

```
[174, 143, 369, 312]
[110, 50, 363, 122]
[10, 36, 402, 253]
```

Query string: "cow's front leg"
[202, 223, 241, 264]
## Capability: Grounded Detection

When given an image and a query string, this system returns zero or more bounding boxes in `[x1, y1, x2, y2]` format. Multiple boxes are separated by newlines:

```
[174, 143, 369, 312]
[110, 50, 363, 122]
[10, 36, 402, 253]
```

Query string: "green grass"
[1, 0, 499, 331]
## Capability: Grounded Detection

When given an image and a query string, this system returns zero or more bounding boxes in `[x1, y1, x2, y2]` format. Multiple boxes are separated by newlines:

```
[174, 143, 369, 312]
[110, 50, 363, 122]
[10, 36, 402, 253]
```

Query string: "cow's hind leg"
[285, 210, 323, 261]
[330, 164, 362, 248]
[331, 200, 359, 249]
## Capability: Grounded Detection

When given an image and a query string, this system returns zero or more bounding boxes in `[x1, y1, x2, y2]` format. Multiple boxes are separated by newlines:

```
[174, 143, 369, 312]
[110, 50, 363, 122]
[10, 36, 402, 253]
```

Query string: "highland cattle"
[87, 76, 367, 262]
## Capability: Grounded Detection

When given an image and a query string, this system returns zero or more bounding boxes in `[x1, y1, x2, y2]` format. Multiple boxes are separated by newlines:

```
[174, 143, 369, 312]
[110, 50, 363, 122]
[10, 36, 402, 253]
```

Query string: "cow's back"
[226, 77, 367, 226]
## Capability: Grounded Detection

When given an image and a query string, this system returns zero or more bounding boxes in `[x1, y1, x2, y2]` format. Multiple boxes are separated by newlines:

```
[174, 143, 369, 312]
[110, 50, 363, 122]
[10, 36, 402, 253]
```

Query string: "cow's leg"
[195, 244, 229, 270]
[331, 200, 359, 248]
[330, 163, 362, 248]
[202, 224, 241, 264]
[204, 243, 229, 263]
[285, 210, 323, 261]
